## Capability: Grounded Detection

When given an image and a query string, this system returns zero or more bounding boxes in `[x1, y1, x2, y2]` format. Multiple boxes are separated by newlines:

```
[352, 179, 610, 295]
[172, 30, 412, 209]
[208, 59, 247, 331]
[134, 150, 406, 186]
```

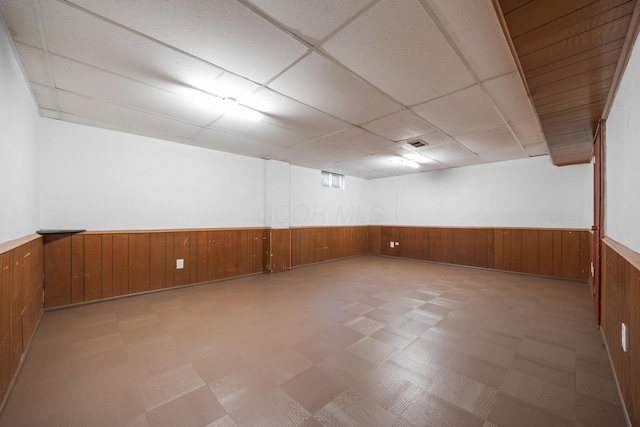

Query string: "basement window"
[321, 170, 345, 189]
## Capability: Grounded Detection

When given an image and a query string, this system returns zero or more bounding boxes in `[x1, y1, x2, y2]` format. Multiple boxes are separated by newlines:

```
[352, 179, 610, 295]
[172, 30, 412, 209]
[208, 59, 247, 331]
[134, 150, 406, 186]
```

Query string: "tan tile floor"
[0, 256, 628, 426]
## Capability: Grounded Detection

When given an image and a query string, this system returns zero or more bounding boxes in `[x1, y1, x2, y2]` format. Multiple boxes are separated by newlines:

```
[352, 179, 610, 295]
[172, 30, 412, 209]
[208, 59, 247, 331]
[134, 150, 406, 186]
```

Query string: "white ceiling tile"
[412, 85, 504, 135]
[68, 0, 308, 83]
[40, 109, 59, 119]
[525, 143, 549, 157]
[268, 52, 401, 125]
[483, 71, 536, 123]
[266, 148, 336, 169]
[208, 73, 261, 103]
[454, 125, 521, 153]
[193, 128, 283, 157]
[322, 0, 474, 106]
[0, 0, 42, 48]
[31, 83, 56, 110]
[478, 146, 528, 162]
[426, 0, 516, 81]
[322, 127, 397, 153]
[243, 88, 350, 137]
[38, 1, 226, 96]
[50, 56, 224, 126]
[59, 112, 190, 145]
[245, 0, 372, 45]
[361, 110, 437, 142]
[14, 43, 49, 85]
[511, 119, 546, 146]
[56, 90, 203, 140]
[415, 131, 460, 148]
[417, 143, 483, 167]
[294, 139, 368, 160]
[210, 116, 314, 147]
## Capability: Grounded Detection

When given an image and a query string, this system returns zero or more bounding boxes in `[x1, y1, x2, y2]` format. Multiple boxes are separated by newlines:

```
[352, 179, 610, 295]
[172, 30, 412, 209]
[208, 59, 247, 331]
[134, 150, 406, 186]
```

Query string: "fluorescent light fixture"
[393, 157, 420, 168]
[223, 97, 262, 121]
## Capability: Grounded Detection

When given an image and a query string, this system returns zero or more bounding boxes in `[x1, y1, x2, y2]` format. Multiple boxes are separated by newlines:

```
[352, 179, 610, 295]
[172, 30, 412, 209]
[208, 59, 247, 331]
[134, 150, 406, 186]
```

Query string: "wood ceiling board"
[517, 17, 631, 71]
[321, 0, 474, 106]
[499, 0, 531, 15]
[532, 79, 612, 107]
[538, 102, 605, 125]
[504, 0, 599, 38]
[526, 49, 622, 88]
[535, 89, 609, 117]
[512, 1, 634, 55]
[530, 65, 616, 102]
[524, 39, 624, 78]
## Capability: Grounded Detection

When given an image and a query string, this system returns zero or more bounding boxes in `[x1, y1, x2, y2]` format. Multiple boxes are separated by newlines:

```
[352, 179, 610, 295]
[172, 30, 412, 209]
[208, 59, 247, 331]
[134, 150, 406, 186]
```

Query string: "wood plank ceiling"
[496, 0, 640, 166]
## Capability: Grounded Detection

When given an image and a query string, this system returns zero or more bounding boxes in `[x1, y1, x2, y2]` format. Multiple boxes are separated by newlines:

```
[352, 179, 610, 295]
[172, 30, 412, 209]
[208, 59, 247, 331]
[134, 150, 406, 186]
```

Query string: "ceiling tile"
[412, 85, 504, 135]
[59, 112, 190, 145]
[245, 0, 372, 45]
[31, 83, 56, 110]
[210, 115, 314, 147]
[268, 52, 401, 124]
[454, 125, 522, 153]
[293, 139, 368, 160]
[38, 1, 227, 96]
[68, 0, 308, 83]
[40, 109, 59, 119]
[478, 146, 528, 162]
[483, 71, 536, 123]
[50, 56, 224, 126]
[415, 131, 460, 148]
[417, 143, 483, 167]
[322, 0, 474, 106]
[243, 88, 350, 137]
[266, 148, 336, 170]
[0, 0, 42, 48]
[361, 110, 437, 142]
[14, 43, 49, 85]
[426, 0, 516, 81]
[511, 119, 546, 146]
[524, 143, 548, 156]
[207, 73, 262, 103]
[192, 128, 283, 157]
[56, 90, 203, 140]
[322, 127, 398, 153]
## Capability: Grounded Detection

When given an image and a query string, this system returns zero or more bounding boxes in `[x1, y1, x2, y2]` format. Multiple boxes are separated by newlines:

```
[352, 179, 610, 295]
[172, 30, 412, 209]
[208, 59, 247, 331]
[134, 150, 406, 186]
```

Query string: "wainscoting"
[0, 235, 44, 405]
[291, 226, 369, 267]
[43, 229, 269, 308]
[371, 226, 591, 281]
[601, 238, 639, 425]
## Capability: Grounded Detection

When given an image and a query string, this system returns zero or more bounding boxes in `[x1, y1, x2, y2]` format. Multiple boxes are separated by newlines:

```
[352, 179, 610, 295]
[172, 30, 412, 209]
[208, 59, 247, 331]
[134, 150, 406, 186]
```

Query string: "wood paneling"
[601, 238, 640, 426]
[43, 228, 270, 308]
[270, 229, 291, 273]
[497, 0, 639, 166]
[376, 226, 590, 281]
[291, 226, 369, 267]
[0, 235, 44, 406]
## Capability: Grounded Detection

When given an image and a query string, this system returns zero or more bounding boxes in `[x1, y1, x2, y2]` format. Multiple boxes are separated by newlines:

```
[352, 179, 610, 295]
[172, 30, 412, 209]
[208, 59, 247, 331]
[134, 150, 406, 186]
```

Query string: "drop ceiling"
[1, 0, 636, 178]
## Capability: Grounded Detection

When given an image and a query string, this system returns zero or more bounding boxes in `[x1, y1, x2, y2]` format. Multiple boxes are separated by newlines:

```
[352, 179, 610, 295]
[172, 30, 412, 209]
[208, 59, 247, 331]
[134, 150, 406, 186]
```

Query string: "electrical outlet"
[622, 323, 629, 352]
[176, 259, 184, 269]
[390, 241, 394, 248]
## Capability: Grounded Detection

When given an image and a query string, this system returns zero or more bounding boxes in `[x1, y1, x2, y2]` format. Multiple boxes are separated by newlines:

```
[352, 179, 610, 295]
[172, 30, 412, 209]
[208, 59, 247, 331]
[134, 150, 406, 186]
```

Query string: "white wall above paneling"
[606, 34, 640, 253]
[39, 119, 266, 230]
[369, 156, 592, 228]
[0, 18, 40, 244]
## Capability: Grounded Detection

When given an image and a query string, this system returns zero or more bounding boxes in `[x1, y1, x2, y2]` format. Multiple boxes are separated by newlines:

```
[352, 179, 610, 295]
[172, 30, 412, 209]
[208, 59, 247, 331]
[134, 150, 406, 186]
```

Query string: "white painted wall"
[606, 34, 640, 253]
[290, 165, 369, 226]
[0, 20, 40, 244]
[39, 119, 265, 230]
[263, 159, 290, 229]
[369, 156, 592, 228]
